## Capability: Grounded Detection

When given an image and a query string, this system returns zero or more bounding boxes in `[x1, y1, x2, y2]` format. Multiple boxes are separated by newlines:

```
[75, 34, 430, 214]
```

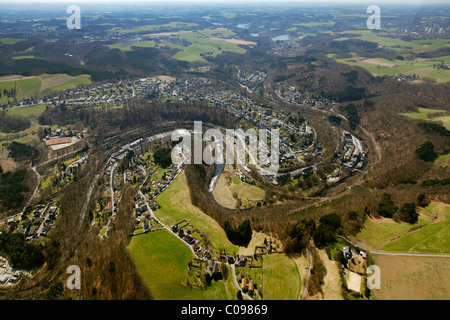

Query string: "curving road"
[300, 238, 313, 300]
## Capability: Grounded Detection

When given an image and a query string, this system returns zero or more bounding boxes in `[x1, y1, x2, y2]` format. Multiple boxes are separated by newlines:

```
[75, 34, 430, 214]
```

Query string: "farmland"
[335, 55, 450, 82]
[172, 29, 253, 62]
[371, 255, 450, 300]
[0, 74, 91, 104]
[261, 253, 301, 300]
[40, 74, 91, 94]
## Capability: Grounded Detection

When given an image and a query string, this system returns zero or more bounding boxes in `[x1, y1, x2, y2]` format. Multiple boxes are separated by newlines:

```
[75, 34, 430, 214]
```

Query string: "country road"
[337, 236, 450, 258]
[300, 238, 313, 300]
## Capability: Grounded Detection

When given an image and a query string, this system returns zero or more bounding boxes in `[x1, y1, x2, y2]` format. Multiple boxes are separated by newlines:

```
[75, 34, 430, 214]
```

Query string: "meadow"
[382, 203, 450, 254]
[352, 202, 450, 254]
[399, 107, 450, 131]
[172, 29, 253, 62]
[399, 107, 448, 120]
[5, 104, 46, 118]
[261, 253, 302, 300]
[127, 229, 237, 300]
[212, 165, 265, 209]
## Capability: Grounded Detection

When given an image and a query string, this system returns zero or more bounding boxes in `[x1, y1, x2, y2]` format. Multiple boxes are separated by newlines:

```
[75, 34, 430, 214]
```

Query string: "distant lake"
[237, 23, 250, 29]
[271, 34, 292, 41]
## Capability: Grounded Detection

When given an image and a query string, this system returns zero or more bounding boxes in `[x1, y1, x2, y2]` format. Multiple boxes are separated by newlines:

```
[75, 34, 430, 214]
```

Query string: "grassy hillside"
[154, 171, 239, 253]
[352, 202, 450, 254]
[261, 253, 301, 300]
[127, 230, 237, 300]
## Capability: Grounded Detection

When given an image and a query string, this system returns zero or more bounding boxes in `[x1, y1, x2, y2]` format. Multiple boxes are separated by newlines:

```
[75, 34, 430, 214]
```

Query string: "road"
[300, 238, 313, 300]
[337, 235, 450, 258]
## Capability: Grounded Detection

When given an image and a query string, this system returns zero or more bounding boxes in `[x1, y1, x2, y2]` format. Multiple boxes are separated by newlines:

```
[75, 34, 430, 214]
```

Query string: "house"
[239, 256, 248, 267]
[241, 277, 248, 289]
[0, 275, 8, 284]
[248, 280, 254, 292]
[184, 234, 195, 245]
[206, 260, 219, 275]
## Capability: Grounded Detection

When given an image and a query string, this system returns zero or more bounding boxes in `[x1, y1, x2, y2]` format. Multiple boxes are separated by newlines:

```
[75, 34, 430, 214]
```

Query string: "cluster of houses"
[396, 73, 420, 82]
[272, 38, 304, 57]
[278, 85, 336, 107]
[7, 200, 59, 241]
[133, 194, 163, 235]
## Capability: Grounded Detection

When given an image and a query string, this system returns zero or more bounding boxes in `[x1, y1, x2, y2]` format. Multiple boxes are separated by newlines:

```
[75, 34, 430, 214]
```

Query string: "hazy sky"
[0, 0, 442, 4]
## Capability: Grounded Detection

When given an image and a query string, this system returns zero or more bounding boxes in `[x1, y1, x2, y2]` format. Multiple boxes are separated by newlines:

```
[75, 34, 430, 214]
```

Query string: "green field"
[261, 253, 301, 300]
[434, 153, 450, 167]
[212, 165, 265, 209]
[0, 74, 91, 104]
[353, 202, 450, 253]
[352, 218, 426, 251]
[382, 203, 450, 253]
[0, 38, 25, 45]
[5, 104, 46, 117]
[15, 77, 42, 100]
[154, 171, 238, 253]
[40, 74, 92, 95]
[172, 29, 251, 62]
[434, 116, 450, 130]
[127, 230, 237, 300]
[330, 30, 450, 82]
[399, 107, 448, 120]
[12, 55, 35, 60]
